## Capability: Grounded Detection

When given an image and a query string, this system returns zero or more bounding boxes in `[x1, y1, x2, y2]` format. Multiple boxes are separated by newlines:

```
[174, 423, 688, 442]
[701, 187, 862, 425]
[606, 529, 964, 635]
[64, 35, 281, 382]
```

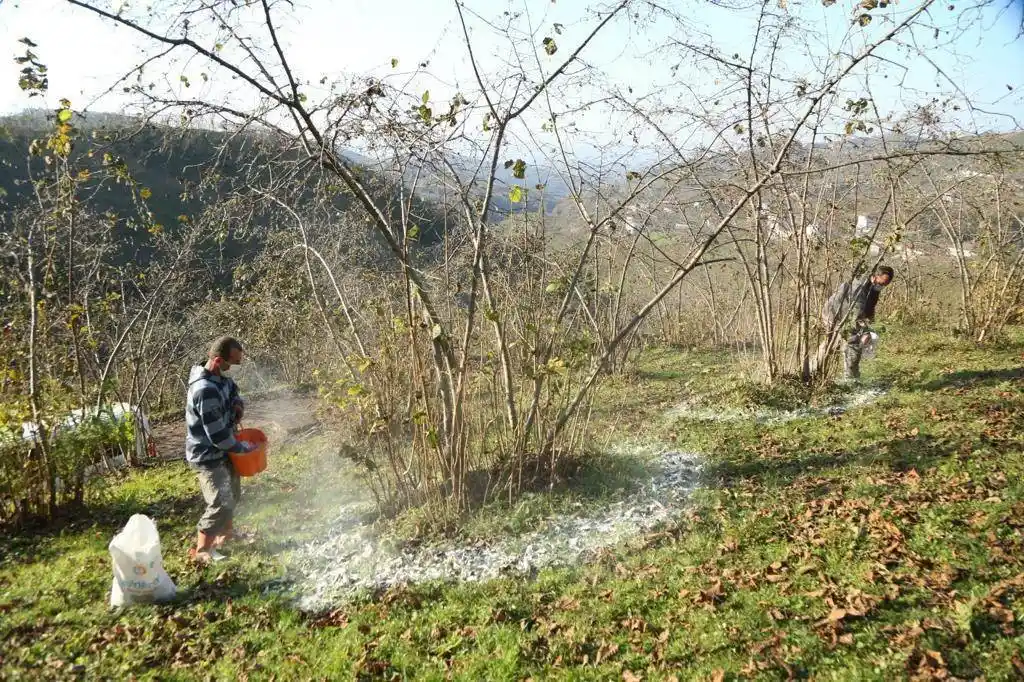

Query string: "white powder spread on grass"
[282, 384, 886, 608]
[664, 386, 888, 425]
[287, 448, 701, 610]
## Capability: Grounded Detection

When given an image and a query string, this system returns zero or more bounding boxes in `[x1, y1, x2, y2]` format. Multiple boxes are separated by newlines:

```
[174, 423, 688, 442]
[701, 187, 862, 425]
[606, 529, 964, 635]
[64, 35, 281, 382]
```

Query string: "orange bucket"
[229, 428, 268, 477]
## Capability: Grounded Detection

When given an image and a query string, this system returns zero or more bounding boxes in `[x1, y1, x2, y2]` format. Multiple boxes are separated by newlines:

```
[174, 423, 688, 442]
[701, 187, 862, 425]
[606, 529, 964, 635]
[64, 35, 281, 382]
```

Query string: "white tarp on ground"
[18, 402, 151, 441]
[5, 402, 155, 482]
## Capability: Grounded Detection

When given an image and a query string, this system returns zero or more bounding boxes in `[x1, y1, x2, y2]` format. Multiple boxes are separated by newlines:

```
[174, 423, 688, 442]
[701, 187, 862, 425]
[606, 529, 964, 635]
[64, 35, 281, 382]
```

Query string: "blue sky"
[0, 0, 1021, 161]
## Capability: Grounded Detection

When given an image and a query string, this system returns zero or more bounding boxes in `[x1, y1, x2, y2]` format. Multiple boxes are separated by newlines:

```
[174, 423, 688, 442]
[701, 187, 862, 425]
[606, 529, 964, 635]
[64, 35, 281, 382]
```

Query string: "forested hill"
[0, 110, 452, 285]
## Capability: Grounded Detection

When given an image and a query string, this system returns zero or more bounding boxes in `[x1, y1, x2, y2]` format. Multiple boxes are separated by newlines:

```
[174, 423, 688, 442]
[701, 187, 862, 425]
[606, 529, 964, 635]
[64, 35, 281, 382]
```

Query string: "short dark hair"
[208, 335, 244, 360]
[874, 265, 895, 280]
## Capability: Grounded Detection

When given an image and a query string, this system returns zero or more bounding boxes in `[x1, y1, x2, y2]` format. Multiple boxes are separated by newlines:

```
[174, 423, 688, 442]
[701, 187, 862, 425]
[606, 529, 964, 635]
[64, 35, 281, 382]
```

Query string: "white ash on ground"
[281, 386, 879, 609]
[665, 385, 887, 425]
[287, 448, 702, 610]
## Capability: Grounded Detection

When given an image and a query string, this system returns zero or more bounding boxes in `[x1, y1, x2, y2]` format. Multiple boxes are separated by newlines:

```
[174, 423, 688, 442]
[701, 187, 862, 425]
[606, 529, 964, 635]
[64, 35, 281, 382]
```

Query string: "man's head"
[207, 335, 244, 372]
[871, 265, 894, 287]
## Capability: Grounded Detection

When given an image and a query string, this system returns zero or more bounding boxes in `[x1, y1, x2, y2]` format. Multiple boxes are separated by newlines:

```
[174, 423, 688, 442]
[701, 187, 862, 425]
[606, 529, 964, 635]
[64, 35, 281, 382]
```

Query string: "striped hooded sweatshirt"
[185, 364, 246, 467]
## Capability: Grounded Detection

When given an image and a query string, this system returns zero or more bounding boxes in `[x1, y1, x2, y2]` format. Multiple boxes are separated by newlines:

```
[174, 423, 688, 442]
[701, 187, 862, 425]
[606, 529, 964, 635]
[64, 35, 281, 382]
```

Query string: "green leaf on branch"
[542, 37, 557, 55]
[857, 13, 872, 26]
[422, 90, 430, 104]
[391, 58, 399, 68]
[512, 159, 526, 179]
[545, 279, 566, 294]
[546, 357, 567, 375]
[509, 185, 524, 203]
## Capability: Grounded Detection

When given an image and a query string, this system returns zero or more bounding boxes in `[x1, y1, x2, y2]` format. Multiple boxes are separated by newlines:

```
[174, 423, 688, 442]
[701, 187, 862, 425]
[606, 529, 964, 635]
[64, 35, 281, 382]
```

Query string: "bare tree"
[45, 0, 1024, 520]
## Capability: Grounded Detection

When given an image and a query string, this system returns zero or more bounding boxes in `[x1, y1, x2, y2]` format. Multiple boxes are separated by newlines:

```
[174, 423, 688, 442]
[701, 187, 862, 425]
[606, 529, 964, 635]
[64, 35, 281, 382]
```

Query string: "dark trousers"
[844, 333, 864, 380]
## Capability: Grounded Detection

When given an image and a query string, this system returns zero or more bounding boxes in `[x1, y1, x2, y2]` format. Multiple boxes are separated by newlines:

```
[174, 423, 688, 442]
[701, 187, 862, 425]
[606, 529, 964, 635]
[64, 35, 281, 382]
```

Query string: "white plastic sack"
[109, 514, 176, 607]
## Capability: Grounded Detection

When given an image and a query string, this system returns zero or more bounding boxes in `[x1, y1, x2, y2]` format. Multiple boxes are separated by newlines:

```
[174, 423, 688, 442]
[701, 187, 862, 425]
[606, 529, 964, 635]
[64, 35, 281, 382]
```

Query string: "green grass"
[2, 326, 1024, 680]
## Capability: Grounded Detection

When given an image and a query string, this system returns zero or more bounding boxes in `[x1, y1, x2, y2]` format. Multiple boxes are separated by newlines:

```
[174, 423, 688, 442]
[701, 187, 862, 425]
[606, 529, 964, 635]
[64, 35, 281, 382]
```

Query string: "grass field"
[2, 326, 1022, 680]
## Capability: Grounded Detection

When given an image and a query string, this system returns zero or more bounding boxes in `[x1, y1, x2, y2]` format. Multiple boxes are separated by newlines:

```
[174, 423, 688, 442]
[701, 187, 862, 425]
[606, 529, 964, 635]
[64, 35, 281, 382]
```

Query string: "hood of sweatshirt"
[188, 364, 208, 385]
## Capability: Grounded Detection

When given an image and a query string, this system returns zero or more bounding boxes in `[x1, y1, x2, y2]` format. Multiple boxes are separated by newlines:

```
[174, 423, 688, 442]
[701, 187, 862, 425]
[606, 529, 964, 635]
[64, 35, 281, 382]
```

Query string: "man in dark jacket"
[185, 335, 252, 563]
[822, 265, 894, 380]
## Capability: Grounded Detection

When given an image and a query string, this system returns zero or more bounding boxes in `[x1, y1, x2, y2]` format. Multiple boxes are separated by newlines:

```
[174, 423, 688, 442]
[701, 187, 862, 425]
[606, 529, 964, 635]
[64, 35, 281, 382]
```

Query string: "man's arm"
[823, 281, 851, 329]
[196, 387, 246, 453]
[227, 379, 244, 424]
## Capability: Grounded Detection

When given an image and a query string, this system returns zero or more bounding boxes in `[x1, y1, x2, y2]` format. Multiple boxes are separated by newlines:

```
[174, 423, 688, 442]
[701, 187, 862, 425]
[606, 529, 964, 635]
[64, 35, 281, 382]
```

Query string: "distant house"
[955, 168, 982, 180]
[947, 245, 977, 259]
[855, 214, 877, 237]
[771, 220, 821, 243]
[894, 243, 924, 261]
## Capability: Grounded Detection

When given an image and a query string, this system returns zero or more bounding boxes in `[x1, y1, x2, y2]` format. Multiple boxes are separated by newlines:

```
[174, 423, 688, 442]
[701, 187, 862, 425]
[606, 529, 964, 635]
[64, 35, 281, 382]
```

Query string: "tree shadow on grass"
[0, 486, 203, 568]
[635, 369, 688, 381]
[917, 367, 1024, 392]
[707, 431, 959, 490]
[165, 565, 293, 607]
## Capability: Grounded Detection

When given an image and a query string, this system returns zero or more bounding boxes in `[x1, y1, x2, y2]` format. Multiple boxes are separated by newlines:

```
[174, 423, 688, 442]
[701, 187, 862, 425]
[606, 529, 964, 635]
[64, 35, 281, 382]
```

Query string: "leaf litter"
[283, 384, 890, 609]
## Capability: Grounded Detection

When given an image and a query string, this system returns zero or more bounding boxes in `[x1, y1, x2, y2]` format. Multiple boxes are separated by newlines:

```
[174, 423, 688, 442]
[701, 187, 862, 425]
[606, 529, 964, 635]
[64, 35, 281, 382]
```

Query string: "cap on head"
[208, 335, 244, 361]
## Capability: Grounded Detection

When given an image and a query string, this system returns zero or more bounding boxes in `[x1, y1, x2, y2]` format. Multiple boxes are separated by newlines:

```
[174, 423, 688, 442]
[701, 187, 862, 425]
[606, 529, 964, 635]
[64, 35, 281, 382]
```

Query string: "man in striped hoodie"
[185, 335, 253, 563]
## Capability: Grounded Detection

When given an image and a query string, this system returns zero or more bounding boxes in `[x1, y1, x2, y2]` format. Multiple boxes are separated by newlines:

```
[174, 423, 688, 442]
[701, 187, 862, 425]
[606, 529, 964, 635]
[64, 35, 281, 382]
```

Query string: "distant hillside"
[2, 111, 1017, 275]
[0, 110, 455, 286]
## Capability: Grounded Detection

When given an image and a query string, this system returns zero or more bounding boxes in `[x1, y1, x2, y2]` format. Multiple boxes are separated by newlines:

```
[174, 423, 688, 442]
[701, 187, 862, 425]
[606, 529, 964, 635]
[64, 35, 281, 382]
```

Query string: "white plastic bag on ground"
[109, 514, 176, 607]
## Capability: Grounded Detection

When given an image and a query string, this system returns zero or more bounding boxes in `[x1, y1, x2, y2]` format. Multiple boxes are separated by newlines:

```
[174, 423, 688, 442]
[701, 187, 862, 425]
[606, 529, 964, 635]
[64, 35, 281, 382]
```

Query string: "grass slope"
[1, 326, 1023, 680]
